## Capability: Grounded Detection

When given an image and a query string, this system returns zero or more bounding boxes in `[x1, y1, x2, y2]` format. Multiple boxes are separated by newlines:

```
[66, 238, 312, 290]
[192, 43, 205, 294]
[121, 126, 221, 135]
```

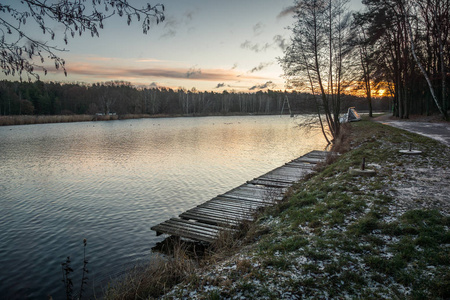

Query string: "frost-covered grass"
[160, 120, 450, 300]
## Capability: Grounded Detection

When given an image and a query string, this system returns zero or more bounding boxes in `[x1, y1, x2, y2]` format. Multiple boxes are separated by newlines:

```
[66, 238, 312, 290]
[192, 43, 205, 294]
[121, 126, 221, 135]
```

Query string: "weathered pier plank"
[151, 150, 328, 243]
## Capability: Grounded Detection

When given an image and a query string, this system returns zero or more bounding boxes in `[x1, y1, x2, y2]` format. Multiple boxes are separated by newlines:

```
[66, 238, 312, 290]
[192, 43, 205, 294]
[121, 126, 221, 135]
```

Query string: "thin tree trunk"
[404, 5, 447, 119]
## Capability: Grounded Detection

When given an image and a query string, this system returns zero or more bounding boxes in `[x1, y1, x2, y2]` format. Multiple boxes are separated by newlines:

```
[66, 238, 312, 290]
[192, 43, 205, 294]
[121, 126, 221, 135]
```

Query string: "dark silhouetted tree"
[280, 0, 354, 144]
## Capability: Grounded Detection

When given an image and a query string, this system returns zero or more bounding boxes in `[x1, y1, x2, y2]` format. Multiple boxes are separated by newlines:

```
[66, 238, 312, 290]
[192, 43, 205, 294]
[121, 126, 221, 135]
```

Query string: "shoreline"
[0, 111, 395, 127]
[0, 112, 282, 127]
[103, 116, 450, 299]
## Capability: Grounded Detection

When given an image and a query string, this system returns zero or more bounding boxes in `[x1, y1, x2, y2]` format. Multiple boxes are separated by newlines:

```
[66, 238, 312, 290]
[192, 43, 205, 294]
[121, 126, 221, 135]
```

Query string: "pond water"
[0, 115, 326, 298]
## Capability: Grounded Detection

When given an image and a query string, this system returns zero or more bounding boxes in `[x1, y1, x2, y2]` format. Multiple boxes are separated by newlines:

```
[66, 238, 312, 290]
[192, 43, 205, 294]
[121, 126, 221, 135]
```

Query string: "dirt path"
[374, 114, 450, 147]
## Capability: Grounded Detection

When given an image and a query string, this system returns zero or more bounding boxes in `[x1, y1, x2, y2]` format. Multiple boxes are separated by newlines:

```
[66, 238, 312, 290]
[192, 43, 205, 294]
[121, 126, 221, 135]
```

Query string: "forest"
[0, 80, 389, 117]
[354, 0, 449, 119]
[280, 0, 450, 127]
[0, 0, 448, 123]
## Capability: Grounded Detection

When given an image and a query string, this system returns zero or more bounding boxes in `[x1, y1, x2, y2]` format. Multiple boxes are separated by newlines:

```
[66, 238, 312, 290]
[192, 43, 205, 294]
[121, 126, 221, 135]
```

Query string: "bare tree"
[360, 0, 449, 119]
[404, 0, 449, 120]
[280, 0, 353, 144]
[0, 0, 164, 80]
[353, 13, 374, 117]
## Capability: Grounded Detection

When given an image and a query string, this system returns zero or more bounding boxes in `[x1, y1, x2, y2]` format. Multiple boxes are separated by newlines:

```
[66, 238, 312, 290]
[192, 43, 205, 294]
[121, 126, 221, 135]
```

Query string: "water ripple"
[0, 116, 325, 298]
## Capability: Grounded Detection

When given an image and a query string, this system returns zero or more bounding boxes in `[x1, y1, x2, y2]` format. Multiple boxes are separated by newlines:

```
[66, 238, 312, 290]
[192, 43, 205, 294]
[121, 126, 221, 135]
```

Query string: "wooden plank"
[209, 197, 266, 210]
[265, 169, 307, 176]
[250, 178, 292, 186]
[307, 150, 328, 155]
[169, 217, 237, 233]
[248, 179, 291, 188]
[225, 188, 270, 197]
[158, 219, 220, 237]
[257, 172, 298, 180]
[274, 165, 310, 172]
[200, 201, 256, 212]
[198, 202, 256, 215]
[186, 207, 254, 221]
[295, 157, 323, 163]
[256, 176, 297, 183]
[266, 166, 303, 173]
[284, 162, 315, 169]
[221, 192, 278, 201]
[240, 184, 287, 193]
[151, 150, 329, 242]
[220, 193, 280, 204]
[180, 212, 241, 227]
[306, 151, 329, 158]
[181, 209, 247, 222]
[227, 189, 284, 199]
[263, 173, 302, 180]
[214, 197, 273, 210]
[249, 178, 292, 185]
[225, 190, 284, 201]
[284, 164, 315, 170]
[208, 197, 263, 209]
[152, 220, 219, 238]
[152, 223, 216, 243]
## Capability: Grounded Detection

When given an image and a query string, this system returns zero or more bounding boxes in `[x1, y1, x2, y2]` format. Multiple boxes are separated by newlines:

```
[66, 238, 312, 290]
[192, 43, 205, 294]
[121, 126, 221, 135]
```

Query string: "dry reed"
[103, 240, 196, 300]
[0, 115, 96, 126]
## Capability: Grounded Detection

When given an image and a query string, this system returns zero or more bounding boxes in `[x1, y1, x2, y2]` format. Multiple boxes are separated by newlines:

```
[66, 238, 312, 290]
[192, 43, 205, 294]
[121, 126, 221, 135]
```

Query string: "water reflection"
[0, 115, 325, 298]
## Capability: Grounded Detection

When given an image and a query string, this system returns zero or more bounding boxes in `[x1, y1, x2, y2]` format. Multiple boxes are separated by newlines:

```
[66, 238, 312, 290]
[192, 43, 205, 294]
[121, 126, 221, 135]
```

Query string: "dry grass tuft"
[331, 122, 352, 154]
[103, 240, 196, 300]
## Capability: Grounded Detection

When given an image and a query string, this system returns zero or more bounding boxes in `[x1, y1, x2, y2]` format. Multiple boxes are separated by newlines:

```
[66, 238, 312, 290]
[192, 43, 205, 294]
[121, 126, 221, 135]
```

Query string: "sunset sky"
[1, 0, 364, 92]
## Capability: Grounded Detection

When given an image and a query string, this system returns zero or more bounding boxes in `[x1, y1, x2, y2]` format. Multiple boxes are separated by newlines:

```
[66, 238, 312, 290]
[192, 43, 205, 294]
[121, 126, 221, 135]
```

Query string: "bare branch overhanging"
[0, 0, 165, 81]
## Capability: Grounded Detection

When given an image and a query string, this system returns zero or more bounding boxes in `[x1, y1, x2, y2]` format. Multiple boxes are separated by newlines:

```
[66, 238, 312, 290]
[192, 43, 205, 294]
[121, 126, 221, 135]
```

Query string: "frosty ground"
[161, 118, 450, 299]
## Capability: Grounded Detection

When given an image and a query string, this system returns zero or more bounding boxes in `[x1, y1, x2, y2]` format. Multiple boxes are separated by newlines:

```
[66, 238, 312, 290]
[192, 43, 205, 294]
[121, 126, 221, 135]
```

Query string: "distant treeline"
[0, 80, 390, 117]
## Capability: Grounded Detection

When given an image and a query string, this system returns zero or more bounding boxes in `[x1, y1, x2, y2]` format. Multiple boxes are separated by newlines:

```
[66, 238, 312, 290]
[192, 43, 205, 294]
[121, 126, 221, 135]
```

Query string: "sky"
[1, 0, 364, 92]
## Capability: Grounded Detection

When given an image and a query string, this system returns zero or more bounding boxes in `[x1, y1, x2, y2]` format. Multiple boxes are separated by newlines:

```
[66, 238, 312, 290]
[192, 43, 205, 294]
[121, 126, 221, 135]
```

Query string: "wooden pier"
[151, 150, 329, 243]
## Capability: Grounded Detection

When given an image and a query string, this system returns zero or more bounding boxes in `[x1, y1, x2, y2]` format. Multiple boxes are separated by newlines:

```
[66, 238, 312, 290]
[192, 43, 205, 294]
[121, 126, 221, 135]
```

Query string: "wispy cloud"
[184, 11, 194, 22]
[186, 66, 201, 78]
[82, 55, 116, 62]
[273, 35, 288, 51]
[160, 28, 177, 39]
[240, 40, 271, 53]
[277, 5, 299, 19]
[136, 58, 168, 63]
[160, 11, 195, 39]
[65, 63, 265, 82]
[253, 22, 265, 36]
[241, 34, 288, 53]
[249, 81, 276, 91]
[215, 82, 226, 89]
[249, 61, 273, 73]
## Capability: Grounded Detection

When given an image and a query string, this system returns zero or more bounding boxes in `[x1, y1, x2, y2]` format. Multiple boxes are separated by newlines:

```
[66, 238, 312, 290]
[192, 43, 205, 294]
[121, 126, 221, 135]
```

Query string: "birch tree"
[406, 0, 449, 120]
[361, 0, 449, 119]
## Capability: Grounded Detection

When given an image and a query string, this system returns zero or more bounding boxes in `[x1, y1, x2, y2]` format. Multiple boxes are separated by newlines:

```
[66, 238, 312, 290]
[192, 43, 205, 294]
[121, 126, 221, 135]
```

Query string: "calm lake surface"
[0, 115, 326, 298]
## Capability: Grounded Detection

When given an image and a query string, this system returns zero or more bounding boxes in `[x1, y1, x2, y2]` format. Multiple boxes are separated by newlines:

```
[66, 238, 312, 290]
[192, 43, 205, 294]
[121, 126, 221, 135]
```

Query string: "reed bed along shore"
[0, 114, 182, 126]
[0, 115, 97, 126]
[0, 113, 263, 126]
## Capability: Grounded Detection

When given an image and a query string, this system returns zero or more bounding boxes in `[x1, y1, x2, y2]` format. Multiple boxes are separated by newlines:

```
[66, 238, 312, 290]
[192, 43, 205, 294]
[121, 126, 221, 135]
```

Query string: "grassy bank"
[163, 119, 449, 299]
[103, 119, 449, 299]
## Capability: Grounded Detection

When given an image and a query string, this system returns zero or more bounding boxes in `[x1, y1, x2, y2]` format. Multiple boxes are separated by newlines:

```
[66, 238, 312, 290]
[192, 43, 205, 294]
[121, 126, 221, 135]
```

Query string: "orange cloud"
[64, 63, 267, 82]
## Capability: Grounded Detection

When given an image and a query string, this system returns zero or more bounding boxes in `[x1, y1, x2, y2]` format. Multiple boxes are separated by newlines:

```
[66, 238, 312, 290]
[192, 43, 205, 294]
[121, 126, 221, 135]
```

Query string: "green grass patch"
[262, 256, 291, 270]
